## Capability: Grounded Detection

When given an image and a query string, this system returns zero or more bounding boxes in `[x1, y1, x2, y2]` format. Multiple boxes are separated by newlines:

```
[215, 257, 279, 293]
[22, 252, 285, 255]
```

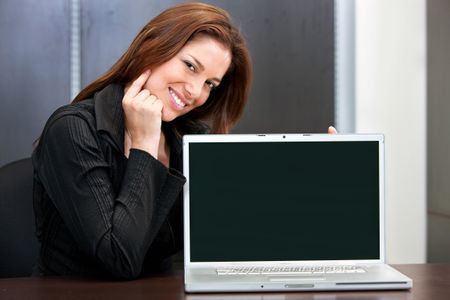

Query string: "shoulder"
[36, 99, 98, 151]
[44, 99, 95, 133]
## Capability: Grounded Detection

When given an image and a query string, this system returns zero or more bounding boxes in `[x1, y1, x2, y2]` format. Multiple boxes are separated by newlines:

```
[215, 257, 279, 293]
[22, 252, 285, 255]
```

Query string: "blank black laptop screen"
[188, 141, 380, 262]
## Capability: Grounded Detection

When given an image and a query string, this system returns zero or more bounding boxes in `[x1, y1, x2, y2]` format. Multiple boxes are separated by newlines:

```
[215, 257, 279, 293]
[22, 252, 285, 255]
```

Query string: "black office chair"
[0, 158, 39, 277]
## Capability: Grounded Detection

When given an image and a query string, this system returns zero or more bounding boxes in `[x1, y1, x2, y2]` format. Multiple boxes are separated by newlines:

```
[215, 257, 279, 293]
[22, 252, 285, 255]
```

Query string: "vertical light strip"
[355, 0, 426, 263]
[335, 0, 355, 133]
[70, 0, 81, 100]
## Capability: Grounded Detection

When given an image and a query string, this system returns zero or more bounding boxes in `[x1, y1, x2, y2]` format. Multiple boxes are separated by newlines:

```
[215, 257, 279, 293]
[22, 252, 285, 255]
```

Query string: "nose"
[184, 77, 204, 101]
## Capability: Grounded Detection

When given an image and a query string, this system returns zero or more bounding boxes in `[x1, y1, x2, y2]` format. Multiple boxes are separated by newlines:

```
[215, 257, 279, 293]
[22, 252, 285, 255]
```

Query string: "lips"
[168, 87, 186, 110]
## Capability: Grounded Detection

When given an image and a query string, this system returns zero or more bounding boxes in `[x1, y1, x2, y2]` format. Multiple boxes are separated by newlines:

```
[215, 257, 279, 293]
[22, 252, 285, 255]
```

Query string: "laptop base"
[185, 264, 412, 293]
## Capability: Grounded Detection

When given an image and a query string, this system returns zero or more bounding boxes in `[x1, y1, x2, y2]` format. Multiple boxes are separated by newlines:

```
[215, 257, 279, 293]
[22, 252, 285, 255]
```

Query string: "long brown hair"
[73, 2, 252, 134]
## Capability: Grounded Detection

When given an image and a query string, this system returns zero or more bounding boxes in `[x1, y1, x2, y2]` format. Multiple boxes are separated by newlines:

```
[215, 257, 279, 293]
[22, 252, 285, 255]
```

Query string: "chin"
[161, 111, 179, 122]
[162, 116, 175, 122]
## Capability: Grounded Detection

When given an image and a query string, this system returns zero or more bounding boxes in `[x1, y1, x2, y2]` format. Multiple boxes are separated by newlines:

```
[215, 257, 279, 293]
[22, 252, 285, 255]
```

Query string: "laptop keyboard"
[216, 266, 366, 276]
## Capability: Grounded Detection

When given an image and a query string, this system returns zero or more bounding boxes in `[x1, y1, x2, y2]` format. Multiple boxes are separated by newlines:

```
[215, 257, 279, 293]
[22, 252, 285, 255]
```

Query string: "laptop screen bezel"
[183, 133, 385, 268]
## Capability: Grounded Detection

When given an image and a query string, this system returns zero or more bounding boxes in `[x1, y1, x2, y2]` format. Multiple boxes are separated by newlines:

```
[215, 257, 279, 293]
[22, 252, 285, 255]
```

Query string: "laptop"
[182, 133, 412, 293]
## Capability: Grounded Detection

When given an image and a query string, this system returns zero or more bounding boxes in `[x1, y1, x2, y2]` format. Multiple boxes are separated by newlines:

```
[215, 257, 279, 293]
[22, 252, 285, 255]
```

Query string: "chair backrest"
[0, 158, 39, 277]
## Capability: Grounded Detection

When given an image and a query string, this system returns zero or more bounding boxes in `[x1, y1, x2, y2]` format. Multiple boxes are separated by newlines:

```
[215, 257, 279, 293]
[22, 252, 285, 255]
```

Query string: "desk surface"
[1, 264, 449, 300]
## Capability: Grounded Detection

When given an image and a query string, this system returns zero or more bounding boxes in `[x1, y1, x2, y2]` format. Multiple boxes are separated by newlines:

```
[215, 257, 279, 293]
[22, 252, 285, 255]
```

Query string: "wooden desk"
[0, 264, 449, 300]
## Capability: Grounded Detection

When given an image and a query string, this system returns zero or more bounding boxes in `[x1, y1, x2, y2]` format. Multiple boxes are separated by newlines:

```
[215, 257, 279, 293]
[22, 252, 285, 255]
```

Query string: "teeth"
[169, 88, 186, 108]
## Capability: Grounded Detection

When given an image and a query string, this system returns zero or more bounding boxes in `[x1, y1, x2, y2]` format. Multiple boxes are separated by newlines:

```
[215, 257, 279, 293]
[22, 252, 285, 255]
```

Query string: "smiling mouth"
[169, 88, 186, 110]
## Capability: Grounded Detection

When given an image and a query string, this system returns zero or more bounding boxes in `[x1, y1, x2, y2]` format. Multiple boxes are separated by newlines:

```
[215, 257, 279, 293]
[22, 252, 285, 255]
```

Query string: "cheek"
[195, 92, 210, 108]
[144, 69, 167, 92]
[143, 77, 156, 92]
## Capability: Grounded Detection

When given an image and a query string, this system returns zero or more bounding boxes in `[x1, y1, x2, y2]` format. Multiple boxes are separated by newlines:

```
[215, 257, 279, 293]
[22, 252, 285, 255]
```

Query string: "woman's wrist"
[131, 138, 159, 158]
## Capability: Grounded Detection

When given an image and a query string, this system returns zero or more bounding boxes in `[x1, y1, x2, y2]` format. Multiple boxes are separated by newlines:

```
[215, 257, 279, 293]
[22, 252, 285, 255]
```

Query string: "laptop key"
[216, 266, 366, 276]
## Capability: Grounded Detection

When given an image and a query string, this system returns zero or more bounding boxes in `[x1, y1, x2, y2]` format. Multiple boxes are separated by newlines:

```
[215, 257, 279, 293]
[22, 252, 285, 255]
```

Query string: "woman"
[32, 2, 252, 279]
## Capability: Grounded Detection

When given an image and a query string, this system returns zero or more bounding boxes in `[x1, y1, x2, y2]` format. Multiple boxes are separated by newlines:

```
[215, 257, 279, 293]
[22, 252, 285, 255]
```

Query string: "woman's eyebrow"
[188, 55, 222, 84]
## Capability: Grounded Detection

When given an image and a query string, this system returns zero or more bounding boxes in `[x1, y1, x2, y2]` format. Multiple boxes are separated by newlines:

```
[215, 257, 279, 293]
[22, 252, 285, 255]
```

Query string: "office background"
[0, 0, 334, 169]
[0, 0, 448, 264]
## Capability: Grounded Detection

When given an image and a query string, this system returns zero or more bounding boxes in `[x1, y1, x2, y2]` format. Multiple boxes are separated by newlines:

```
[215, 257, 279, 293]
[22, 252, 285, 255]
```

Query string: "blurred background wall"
[427, 0, 450, 263]
[355, 0, 426, 263]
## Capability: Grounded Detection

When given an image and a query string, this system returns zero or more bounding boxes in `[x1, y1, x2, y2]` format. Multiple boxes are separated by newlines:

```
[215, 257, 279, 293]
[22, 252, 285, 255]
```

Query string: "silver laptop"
[183, 133, 412, 293]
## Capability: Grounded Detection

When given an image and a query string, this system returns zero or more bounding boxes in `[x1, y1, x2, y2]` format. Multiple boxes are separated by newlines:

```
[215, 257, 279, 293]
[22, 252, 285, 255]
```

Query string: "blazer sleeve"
[34, 112, 186, 279]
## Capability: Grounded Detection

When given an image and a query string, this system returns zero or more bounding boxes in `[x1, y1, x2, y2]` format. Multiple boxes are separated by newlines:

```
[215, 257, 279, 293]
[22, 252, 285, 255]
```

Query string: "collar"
[162, 122, 182, 158]
[94, 84, 126, 153]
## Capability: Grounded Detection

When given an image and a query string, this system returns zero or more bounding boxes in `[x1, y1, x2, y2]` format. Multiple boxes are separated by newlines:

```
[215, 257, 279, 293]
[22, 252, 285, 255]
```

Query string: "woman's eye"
[184, 61, 195, 72]
[206, 81, 216, 90]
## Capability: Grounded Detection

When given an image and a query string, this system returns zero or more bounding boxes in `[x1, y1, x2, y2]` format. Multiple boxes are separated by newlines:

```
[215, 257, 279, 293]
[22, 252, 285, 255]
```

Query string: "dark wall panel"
[80, 0, 175, 87]
[0, 0, 70, 166]
[427, 0, 450, 263]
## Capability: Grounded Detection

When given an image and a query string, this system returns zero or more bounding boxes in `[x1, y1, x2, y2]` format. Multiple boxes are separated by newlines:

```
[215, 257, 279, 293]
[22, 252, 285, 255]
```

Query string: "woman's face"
[144, 35, 232, 122]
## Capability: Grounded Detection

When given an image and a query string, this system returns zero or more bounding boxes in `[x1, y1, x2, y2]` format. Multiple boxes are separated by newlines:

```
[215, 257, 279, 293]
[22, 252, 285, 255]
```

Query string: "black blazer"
[32, 84, 186, 279]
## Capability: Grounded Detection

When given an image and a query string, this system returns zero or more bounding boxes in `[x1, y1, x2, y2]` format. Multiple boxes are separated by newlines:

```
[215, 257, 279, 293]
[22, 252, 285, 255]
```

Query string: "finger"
[125, 70, 151, 98]
[140, 94, 157, 104]
[328, 126, 338, 134]
[134, 89, 151, 102]
[152, 99, 164, 111]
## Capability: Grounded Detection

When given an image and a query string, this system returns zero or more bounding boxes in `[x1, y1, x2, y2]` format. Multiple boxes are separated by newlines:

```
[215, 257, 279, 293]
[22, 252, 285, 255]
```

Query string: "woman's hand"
[328, 126, 337, 134]
[122, 70, 163, 158]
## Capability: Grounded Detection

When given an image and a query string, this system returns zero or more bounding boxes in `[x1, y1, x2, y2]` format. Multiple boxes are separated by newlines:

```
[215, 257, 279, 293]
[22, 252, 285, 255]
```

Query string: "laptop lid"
[183, 134, 385, 268]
